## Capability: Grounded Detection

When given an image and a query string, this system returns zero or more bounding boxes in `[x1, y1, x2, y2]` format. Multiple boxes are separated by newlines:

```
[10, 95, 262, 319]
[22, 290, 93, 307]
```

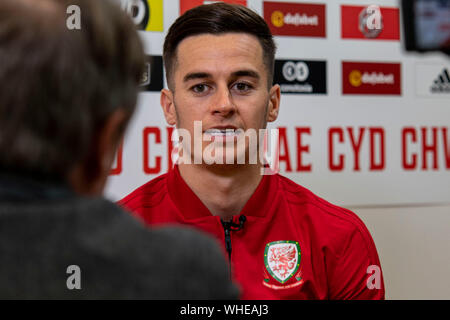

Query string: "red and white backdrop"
[106, 0, 450, 208]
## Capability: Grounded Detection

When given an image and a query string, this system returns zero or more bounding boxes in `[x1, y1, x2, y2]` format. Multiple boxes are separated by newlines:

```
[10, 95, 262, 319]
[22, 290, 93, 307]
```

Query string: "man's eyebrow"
[183, 72, 212, 82]
[231, 70, 260, 80]
[183, 70, 261, 83]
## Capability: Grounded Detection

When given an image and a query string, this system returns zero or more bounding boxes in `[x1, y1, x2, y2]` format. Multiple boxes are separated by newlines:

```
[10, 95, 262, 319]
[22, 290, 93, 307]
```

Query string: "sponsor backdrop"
[106, 0, 450, 209]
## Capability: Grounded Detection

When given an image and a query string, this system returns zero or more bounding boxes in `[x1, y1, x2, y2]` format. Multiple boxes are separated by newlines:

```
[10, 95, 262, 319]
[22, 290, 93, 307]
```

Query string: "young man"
[0, 0, 238, 299]
[120, 3, 385, 299]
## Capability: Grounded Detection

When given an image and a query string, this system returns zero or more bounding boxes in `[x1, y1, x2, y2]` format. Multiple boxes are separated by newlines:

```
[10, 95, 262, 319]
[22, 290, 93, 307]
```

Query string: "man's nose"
[210, 85, 236, 117]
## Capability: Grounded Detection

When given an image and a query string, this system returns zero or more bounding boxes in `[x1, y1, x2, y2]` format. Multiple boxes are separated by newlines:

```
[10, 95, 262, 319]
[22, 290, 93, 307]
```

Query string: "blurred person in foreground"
[0, 0, 238, 299]
[119, 3, 385, 300]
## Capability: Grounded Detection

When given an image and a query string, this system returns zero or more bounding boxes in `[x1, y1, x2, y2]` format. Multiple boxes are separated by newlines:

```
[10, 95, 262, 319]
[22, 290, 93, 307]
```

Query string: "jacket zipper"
[221, 215, 246, 279]
[221, 220, 233, 279]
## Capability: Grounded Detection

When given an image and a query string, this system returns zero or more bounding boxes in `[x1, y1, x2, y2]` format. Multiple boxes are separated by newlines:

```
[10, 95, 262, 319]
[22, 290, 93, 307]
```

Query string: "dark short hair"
[163, 3, 276, 90]
[0, 0, 145, 179]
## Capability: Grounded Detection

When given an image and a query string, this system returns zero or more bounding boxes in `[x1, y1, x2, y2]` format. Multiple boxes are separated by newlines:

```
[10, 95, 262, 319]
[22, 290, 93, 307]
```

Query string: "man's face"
[161, 33, 280, 166]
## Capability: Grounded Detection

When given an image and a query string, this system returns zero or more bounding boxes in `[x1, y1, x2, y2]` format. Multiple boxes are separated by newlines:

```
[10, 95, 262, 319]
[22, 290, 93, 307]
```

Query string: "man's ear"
[68, 108, 129, 196]
[161, 89, 177, 126]
[267, 84, 281, 122]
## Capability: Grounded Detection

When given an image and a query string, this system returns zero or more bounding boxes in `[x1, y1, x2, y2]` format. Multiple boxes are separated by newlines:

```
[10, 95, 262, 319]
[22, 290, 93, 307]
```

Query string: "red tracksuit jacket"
[119, 166, 385, 300]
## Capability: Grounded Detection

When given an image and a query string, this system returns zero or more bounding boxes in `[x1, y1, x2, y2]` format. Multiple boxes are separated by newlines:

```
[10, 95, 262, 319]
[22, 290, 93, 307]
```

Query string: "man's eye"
[192, 84, 208, 93]
[233, 82, 252, 92]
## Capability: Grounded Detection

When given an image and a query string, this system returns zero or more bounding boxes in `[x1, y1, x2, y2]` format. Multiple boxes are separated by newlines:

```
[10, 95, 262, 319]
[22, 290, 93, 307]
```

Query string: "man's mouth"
[203, 127, 243, 141]
[204, 129, 238, 136]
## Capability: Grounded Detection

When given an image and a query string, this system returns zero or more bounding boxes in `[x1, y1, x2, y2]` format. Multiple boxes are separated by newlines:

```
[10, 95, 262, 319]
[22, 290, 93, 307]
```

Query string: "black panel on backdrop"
[274, 59, 327, 94]
[140, 55, 164, 92]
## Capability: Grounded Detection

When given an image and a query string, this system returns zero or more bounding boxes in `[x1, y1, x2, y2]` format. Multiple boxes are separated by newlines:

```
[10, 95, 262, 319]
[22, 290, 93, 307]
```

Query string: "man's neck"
[178, 163, 263, 221]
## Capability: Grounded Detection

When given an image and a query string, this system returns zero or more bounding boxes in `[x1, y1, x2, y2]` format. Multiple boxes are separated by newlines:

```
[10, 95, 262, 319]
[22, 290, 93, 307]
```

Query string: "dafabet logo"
[343, 62, 401, 95]
[264, 1, 326, 37]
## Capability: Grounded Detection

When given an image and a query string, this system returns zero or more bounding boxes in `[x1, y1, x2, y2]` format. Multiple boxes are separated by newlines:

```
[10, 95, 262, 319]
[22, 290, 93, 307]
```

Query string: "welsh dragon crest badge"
[263, 240, 302, 288]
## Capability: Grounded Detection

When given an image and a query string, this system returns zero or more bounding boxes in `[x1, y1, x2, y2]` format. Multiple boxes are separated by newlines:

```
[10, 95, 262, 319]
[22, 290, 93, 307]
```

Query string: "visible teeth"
[205, 129, 236, 136]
